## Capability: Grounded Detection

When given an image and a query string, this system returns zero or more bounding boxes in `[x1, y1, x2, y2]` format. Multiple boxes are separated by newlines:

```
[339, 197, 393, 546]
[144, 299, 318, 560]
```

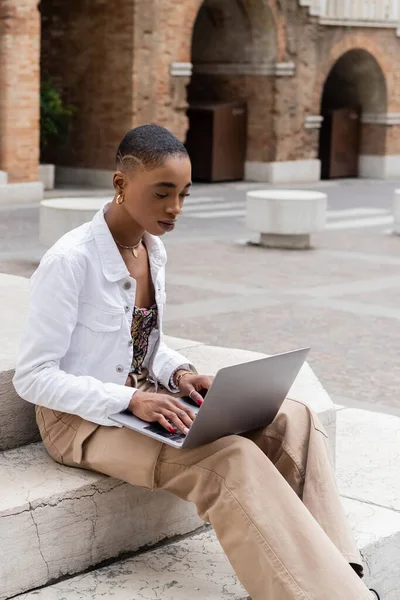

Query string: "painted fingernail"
[169, 426, 177, 433]
[196, 398, 203, 406]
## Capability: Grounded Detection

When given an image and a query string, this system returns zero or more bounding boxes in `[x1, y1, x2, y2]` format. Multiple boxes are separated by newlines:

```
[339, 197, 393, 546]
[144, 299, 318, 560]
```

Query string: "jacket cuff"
[159, 357, 197, 392]
[105, 384, 137, 423]
[168, 364, 193, 393]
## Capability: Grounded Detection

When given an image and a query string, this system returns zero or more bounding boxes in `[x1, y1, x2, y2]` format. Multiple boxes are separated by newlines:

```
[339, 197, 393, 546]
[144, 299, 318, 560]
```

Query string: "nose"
[165, 196, 182, 217]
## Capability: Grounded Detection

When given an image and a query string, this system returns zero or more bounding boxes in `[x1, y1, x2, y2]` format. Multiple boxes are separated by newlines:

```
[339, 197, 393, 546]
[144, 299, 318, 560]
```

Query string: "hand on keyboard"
[128, 391, 196, 435]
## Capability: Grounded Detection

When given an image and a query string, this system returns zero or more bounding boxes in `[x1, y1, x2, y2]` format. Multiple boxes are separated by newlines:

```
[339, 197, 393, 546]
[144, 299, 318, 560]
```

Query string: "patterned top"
[130, 304, 158, 374]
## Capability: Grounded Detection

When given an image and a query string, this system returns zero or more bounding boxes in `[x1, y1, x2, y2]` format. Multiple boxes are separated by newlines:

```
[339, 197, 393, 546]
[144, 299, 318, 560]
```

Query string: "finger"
[198, 376, 213, 389]
[157, 414, 178, 434]
[172, 399, 197, 420]
[187, 387, 204, 406]
[163, 410, 190, 435]
[166, 404, 194, 429]
[162, 397, 195, 422]
[174, 406, 195, 428]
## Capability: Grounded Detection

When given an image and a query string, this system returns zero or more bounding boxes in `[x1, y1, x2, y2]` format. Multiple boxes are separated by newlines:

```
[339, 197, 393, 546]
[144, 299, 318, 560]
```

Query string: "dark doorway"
[186, 101, 247, 182]
[319, 49, 387, 179]
[319, 108, 361, 179]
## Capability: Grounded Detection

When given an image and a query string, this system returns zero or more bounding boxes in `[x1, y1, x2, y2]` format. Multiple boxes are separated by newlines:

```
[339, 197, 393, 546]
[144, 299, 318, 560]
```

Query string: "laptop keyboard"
[144, 422, 186, 443]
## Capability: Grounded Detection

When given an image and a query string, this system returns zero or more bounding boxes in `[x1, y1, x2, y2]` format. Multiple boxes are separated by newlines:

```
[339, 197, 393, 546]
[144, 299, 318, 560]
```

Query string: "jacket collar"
[91, 203, 167, 282]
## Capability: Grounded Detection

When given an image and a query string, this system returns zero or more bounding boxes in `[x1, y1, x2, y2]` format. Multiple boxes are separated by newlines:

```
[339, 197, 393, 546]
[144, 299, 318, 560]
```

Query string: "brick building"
[1, 0, 400, 189]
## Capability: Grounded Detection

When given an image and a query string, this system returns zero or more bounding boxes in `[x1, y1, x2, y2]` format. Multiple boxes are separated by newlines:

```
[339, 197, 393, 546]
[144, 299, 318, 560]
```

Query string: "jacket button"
[123, 281, 131, 290]
[124, 305, 130, 312]
[128, 340, 133, 347]
[116, 365, 124, 373]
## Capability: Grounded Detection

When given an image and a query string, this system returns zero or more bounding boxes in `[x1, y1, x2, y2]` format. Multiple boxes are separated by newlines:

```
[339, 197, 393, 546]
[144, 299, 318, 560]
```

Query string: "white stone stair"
[336, 408, 400, 599]
[12, 528, 247, 600]
[10, 407, 400, 600]
[0, 276, 337, 600]
[0, 442, 202, 599]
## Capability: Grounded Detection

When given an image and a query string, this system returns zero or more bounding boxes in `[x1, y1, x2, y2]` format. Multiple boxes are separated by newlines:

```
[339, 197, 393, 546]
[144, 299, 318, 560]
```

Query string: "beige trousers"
[36, 376, 372, 600]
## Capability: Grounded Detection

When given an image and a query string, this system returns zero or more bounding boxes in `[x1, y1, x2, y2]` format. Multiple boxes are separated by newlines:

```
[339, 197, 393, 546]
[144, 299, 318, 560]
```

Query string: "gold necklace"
[115, 238, 142, 258]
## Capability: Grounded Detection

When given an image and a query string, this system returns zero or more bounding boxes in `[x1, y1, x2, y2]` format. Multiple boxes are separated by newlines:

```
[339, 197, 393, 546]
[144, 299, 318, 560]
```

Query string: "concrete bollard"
[246, 189, 327, 249]
[39, 197, 111, 246]
[393, 190, 400, 235]
[0, 182, 43, 206]
[39, 164, 55, 191]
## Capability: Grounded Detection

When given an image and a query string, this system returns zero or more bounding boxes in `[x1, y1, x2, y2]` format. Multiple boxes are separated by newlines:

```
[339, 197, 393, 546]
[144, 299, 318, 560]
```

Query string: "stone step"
[13, 528, 247, 600]
[12, 495, 398, 600]
[0, 332, 335, 599]
[0, 442, 203, 600]
[0, 341, 335, 598]
[0, 273, 337, 597]
[335, 407, 400, 599]
[0, 274, 39, 452]
[342, 497, 400, 600]
[5, 407, 399, 600]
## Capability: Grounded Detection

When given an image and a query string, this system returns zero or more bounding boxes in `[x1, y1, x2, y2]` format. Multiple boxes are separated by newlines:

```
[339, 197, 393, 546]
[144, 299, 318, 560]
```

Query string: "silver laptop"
[109, 347, 310, 449]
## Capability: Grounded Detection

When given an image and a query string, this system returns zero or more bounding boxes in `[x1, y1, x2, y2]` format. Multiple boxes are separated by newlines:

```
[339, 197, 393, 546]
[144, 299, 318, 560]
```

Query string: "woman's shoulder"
[35, 223, 97, 282]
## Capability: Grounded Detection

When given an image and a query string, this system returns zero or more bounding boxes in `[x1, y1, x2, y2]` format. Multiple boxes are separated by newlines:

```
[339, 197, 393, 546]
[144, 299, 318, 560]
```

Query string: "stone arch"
[186, 0, 279, 179]
[191, 0, 277, 67]
[178, 0, 283, 63]
[318, 47, 388, 179]
[321, 49, 387, 115]
[314, 35, 391, 113]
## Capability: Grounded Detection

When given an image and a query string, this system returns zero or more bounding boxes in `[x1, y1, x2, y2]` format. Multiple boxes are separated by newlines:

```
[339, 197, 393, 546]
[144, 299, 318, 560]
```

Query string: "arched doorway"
[186, 0, 277, 182]
[319, 49, 387, 179]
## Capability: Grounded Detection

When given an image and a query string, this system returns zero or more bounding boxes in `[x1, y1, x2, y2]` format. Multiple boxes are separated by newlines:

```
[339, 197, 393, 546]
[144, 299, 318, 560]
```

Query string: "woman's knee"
[271, 398, 327, 438]
[288, 399, 329, 438]
[201, 434, 271, 481]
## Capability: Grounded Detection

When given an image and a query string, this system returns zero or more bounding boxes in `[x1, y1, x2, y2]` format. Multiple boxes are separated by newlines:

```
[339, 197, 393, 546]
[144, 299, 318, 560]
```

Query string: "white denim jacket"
[13, 204, 193, 426]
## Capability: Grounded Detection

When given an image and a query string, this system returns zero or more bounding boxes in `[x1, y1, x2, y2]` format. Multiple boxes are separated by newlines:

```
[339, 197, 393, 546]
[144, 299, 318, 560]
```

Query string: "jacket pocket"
[77, 302, 123, 332]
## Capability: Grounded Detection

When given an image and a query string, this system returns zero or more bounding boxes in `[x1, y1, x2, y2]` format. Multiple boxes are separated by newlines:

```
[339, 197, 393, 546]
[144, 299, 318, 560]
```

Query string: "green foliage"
[40, 80, 76, 157]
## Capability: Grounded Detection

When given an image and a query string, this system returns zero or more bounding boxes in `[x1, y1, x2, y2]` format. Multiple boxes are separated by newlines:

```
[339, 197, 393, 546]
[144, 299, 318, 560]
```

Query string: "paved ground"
[1, 178, 400, 417]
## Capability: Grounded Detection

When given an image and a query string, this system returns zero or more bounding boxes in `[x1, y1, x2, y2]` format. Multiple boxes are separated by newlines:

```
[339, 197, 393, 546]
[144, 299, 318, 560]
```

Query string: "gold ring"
[189, 390, 195, 399]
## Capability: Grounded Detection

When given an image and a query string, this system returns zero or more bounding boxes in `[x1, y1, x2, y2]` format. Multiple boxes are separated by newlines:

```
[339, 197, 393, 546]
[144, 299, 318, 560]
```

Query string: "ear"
[113, 171, 126, 194]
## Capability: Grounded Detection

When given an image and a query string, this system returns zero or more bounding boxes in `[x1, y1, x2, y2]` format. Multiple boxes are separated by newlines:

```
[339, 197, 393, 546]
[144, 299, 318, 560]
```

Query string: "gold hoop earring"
[116, 194, 124, 205]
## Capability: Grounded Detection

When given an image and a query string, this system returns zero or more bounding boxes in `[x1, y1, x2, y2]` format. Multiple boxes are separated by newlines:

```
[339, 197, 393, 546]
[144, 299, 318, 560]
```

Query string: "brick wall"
[270, 3, 400, 164]
[40, 0, 136, 170]
[2, 0, 400, 183]
[0, 0, 40, 183]
[182, 0, 400, 166]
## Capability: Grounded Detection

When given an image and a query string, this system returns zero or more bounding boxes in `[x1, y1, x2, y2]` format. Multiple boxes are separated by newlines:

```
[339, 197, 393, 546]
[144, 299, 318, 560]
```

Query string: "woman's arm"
[13, 252, 134, 425]
[151, 337, 196, 392]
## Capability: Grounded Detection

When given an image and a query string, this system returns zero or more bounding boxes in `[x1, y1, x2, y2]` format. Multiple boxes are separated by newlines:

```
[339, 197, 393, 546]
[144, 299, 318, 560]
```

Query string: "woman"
[13, 125, 375, 600]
